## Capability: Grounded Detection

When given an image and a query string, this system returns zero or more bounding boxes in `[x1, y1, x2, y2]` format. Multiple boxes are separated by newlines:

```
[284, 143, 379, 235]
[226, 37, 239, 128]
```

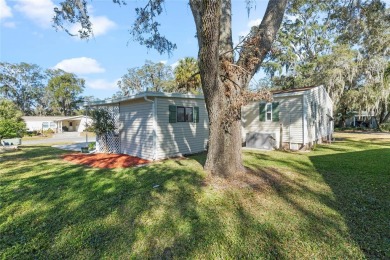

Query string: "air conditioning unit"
[246, 132, 275, 150]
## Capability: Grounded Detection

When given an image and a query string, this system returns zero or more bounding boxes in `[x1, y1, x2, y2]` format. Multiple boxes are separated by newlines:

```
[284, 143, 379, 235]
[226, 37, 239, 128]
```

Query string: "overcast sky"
[0, 0, 268, 99]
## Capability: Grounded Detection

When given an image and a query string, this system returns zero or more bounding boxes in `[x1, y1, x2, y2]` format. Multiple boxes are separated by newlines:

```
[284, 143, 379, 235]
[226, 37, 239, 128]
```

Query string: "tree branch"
[236, 0, 288, 85]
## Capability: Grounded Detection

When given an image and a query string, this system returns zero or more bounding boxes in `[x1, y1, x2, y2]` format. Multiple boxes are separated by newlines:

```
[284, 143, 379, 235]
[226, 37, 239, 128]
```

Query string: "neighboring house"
[344, 111, 377, 128]
[55, 116, 92, 133]
[23, 116, 92, 133]
[242, 85, 334, 150]
[23, 116, 60, 132]
[91, 86, 333, 159]
[90, 92, 208, 160]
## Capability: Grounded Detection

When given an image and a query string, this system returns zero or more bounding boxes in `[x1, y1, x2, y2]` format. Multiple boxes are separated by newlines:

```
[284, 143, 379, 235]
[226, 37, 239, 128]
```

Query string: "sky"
[0, 0, 269, 100]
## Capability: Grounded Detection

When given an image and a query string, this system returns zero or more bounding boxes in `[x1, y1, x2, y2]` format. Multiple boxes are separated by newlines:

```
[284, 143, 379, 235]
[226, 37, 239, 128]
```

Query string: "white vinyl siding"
[242, 96, 304, 148]
[119, 98, 154, 159]
[155, 97, 208, 159]
[306, 86, 333, 143]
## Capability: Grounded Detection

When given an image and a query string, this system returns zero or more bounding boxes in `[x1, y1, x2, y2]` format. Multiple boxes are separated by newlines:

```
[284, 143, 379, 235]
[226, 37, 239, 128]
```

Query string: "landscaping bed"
[61, 153, 150, 168]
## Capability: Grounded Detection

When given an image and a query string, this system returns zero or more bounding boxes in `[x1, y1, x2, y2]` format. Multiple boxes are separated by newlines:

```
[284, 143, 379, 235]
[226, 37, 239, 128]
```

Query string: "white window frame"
[266, 103, 272, 121]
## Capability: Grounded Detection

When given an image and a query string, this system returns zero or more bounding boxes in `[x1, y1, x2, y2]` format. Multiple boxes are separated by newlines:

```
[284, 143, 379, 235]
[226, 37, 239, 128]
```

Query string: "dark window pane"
[266, 112, 272, 121]
[177, 107, 185, 122]
[185, 107, 193, 122]
[266, 103, 272, 112]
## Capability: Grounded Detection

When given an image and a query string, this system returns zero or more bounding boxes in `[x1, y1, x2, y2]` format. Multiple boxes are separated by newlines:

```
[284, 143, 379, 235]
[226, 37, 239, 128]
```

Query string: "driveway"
[52, 142, 93, 152]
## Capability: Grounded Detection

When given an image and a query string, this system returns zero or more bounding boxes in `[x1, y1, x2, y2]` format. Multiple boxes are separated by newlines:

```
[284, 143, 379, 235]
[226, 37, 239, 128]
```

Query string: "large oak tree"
[54, 0, 288, 176]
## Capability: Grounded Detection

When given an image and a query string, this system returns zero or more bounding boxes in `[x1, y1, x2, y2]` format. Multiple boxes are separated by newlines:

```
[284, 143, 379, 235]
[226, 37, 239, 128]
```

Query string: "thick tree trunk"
[190, 0, 245, 176]
[190, 0, 287, 176]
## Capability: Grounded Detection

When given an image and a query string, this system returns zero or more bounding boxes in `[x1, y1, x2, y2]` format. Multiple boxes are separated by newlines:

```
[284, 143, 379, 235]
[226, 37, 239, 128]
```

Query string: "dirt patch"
[204, 167, 285, 193]
[62, 153, 151, 169]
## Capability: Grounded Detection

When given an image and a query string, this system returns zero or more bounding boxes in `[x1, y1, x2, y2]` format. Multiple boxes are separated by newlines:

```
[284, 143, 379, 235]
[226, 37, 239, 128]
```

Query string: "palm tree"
[174, 57, 202, 94]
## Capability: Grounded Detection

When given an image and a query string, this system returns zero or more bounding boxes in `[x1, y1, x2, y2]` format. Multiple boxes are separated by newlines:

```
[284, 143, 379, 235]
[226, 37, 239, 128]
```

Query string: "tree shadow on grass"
[310, 148, 390, 259]
[0, 158, 201, 258]
[3, 145, 384, 258]
[0, 147, 287, 258]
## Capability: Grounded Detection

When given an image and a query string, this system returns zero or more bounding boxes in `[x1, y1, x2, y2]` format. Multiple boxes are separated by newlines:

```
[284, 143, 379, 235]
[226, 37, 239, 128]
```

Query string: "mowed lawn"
[0, 133, 389, 259]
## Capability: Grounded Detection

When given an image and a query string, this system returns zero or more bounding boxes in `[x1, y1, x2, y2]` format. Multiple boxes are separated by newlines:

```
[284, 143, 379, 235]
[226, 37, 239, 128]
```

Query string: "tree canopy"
[118, 60, 174, 95]
[174, 57, 202, 94]
[47, 70, 85, 116]
[0, 62, 45, 115]
[0, 63, 88, 117]
[264, 0, 389, 127]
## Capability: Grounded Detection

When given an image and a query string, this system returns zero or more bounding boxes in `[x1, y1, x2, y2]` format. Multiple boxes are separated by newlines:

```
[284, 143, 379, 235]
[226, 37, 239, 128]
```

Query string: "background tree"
[0, 62, 45, 115]
[118, 60, 174, 95]
[263, 1, 332, 88]
[263, 0, 389, 128]
[54, 0, 288, 176]
[0, 99, 26, 139]
[174, 57, 202, 94]
[118, 67, 144, 95]
[142, 60, 174, 91]
[47, 69, 85, 116]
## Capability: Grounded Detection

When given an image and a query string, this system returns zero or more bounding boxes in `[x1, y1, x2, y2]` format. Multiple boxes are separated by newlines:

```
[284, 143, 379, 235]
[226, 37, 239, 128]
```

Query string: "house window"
[177, 106, 193, 122]
[266, 103, 272, 121]
[42, 122, 49, 129]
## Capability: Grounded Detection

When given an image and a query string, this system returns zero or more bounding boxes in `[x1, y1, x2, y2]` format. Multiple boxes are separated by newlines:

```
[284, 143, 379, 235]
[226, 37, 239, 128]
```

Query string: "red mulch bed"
[61, 153, 151, 169]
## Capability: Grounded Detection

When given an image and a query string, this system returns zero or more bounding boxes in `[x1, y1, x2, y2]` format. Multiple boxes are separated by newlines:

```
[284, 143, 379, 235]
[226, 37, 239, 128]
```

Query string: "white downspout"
[144, 96, 157, 160]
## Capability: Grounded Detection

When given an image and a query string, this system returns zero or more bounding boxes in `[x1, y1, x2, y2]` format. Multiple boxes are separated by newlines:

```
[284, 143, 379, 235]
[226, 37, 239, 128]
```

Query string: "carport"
[55, 116, 92, 133]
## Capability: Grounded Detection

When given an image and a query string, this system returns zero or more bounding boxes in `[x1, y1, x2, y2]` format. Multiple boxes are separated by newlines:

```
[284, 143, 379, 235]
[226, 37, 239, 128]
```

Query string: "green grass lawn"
[1, 133, 389, 259]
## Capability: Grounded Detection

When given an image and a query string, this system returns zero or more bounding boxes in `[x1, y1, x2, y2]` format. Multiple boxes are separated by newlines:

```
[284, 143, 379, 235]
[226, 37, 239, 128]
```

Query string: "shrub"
[62, 126, 69, 132]
[84, 125, 94, 132]
[88, 142, 96, 150]
[43, 128, 55, 135]
[0, 99, 26, 139]
[380, 123, 390, 132]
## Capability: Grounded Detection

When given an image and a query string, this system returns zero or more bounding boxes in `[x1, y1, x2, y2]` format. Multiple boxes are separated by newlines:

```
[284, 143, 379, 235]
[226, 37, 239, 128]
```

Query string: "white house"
[55, 116, 92, 133]
[91, 87, 333, 159]
[242, 85, 334, 150]
[344, 111, 377, 128]
[90, 92, 208, 160]
[23, 116, 92, 133]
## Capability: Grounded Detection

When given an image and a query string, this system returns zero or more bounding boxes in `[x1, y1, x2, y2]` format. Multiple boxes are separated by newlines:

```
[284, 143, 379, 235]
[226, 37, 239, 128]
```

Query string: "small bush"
[43, 128, 55, 135]
[88, 142, 96, 150]
[84, 125, 94, 132]
[62, 126, 69, 132]
[380, 123, 390, 132]
[26, 130, 39, 137]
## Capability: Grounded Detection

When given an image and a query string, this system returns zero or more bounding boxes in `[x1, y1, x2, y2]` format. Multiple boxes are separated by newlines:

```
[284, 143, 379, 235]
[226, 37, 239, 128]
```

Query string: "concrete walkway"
[22, 132, 95, 146]
[52, 142, 95, 152]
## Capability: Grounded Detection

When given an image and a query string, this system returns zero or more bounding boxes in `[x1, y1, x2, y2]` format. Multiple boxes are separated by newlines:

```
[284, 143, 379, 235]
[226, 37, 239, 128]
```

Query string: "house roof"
[87, 86, 327, 107]
[87, 91, 205, 106]
[22, 116, 89, 122]
[272, 86, 317, 95]
[54, 115, 90, 122]
[22, 116, 68, 122]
